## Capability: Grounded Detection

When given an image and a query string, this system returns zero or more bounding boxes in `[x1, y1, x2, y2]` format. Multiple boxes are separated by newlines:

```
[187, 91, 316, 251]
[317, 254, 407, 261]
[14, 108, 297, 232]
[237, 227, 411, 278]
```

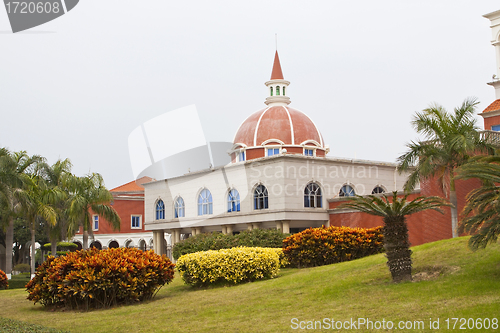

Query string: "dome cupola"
[230, 51, 329, 163]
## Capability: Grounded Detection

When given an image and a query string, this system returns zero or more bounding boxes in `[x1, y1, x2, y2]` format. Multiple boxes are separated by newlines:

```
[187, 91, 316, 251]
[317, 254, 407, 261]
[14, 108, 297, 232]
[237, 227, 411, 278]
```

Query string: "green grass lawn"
[0, 237, 499, 332]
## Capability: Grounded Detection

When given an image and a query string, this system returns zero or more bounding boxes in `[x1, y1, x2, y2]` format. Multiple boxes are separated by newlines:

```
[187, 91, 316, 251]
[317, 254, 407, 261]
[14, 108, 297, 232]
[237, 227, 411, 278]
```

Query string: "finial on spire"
[275, 33, 277, 50]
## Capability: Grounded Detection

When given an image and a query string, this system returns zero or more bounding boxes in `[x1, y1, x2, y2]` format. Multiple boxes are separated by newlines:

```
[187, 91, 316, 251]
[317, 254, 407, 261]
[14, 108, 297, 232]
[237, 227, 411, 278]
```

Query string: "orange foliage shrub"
[26, 248, 174, 310]
[0, 269, 8, 290]
[282, 226, 384, 268]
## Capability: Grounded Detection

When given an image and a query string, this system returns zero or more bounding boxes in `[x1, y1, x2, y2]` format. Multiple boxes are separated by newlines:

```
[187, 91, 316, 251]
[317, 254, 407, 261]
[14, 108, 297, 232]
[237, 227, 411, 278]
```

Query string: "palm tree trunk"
[50, 235, 57, 257]
[30, 224, 36, 277]
[83, 230, 88, 250]
[450, 190, 458, 238]
[383, 216, 412, 282]
[4, 218, 14, 278]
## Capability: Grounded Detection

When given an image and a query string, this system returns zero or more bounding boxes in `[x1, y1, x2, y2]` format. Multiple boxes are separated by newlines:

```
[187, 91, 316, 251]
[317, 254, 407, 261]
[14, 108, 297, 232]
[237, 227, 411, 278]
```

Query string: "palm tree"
[397, 97, 494, 238]
[43, 159, 73, 256]
[67, 173, 120, 249]
[17, 173, 61, 274]
[0, 149, 42, 276]
[456, 155, 500, 249]
[336, 192, 450, 282]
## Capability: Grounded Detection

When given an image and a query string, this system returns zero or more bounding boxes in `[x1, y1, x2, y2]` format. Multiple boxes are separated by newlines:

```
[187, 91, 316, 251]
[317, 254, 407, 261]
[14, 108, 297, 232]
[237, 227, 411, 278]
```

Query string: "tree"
[456, 155, 500, 249]
[67, 173, 120, 249]
[0, 149, 42, 275]
[336, 191, 450, 282]
[43, 159, 72, 256]
[17, 170, 62, 274]
[397, 98, 494, 238]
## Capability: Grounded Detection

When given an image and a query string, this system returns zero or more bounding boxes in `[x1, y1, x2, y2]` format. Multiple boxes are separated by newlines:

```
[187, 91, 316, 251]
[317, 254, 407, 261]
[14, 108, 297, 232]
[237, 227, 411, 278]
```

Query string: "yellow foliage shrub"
[176, 247, 280, 286]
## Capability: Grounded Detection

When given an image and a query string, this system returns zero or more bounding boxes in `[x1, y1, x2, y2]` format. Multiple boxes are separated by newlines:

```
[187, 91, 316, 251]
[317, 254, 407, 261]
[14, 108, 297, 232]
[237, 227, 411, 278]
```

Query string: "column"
[252, 223, 260, 229]
[226, 225, 233, 235]
[221, 226, 227, 234]
[247, 223, 253, 230]
[275, 221, 283, 231]
[282, 220, 290, 234]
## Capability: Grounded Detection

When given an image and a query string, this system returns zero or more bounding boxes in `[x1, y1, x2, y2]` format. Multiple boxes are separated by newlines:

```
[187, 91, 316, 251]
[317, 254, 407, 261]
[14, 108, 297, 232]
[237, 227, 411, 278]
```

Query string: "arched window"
[227, 189, 240, 212]
[276, 86, 280, 96]
[198, 189, 213, 215]
[254, 185, 268, 210]
[156, 199, 165, 220]
[304, 183, 322, 208]
[283, 86, 286, 95]
[339, 185, 355, 197]
[270, 86, 273, 96]
[372, 186, 385, 194]
[174, 197, 185, 218]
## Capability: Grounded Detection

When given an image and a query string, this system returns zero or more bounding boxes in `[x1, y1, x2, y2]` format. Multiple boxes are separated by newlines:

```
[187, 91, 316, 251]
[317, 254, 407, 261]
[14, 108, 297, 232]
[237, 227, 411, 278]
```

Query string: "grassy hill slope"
[0, 237, 499, 332]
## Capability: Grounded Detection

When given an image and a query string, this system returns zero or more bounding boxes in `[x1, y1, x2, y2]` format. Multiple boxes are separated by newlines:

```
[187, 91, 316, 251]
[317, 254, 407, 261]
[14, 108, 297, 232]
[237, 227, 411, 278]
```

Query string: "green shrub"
[26, 247, 175, 310]
[173, 229, 289, 259]
[176, 247, 280, 286]
[0, 269, 8, 290]
[8, 273, 31, 289]
[13, 263, 30, 273]
[42, 242, 78, 251]
[282, 226, 384, 268]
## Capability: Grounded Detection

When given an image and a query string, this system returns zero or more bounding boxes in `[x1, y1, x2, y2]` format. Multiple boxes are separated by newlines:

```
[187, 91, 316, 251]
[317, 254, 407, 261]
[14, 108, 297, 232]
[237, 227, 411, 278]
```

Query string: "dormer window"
[267, 148, 280, 156]
[238, 151, 245, 162]
[304, 148, 314, 156]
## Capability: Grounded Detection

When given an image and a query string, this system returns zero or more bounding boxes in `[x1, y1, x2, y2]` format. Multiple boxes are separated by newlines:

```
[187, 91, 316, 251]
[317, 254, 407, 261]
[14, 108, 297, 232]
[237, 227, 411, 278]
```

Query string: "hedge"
[42, 242, 78, 251]
[26, 247, 175, 310]
[282, 226, 384, 268]
[173, 228, 289, 259]
[176, 247, 280, 286]
[0, 269, 8, 290]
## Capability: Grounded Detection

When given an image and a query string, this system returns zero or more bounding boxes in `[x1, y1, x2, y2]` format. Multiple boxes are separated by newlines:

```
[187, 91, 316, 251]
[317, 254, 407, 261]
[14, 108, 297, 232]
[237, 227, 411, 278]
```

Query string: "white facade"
[143, 154, 410, 244]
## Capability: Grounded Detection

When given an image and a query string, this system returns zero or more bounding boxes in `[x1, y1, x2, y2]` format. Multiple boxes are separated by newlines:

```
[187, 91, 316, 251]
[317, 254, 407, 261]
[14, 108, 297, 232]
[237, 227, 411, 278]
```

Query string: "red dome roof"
[233, 106, 324, 148]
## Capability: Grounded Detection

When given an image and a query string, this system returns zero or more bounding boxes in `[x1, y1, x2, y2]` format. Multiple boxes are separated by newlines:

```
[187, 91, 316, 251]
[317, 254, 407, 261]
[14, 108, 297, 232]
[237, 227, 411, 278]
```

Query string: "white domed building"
[143, 51, 411, 256]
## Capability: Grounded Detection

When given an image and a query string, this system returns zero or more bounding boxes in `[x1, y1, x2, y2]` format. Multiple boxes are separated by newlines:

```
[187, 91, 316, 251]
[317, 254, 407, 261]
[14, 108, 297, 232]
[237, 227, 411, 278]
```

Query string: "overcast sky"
[1, 1, 499, 189]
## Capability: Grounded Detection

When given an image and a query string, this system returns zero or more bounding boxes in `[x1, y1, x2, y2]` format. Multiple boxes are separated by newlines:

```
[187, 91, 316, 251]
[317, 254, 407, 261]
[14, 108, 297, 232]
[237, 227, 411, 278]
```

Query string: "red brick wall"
[247, 148, 264, 160]
[329, 176, 481, 246]
[483, 115, 500, 130]
[76, 198, 146, 235]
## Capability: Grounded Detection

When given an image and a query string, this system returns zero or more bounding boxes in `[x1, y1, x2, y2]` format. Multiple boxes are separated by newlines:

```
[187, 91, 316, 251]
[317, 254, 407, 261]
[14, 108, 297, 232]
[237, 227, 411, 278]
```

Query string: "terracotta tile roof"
[482, 99, 500, 113]
[270, 51, 284, 80]
[110, 176, 153, 193]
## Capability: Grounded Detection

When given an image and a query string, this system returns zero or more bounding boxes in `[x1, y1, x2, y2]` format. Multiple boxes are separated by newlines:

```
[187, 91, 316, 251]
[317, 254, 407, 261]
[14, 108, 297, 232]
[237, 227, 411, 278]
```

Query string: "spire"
[270, 51, 284, 80]
[265, 50, 290, 106]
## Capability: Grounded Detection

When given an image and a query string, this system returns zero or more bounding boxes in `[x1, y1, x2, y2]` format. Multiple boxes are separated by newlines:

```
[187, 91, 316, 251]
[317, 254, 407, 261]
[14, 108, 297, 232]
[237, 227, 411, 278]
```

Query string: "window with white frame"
[254, 185, 269, 210]
[267, 148, 280, 156]
[131, 215, 141, 229]
[227, 189, 240, 212]
[372, 186, 385, 194]
[174, 197, 185, 218]
[238, 151, 245, 162]
[156, 199, 165, 220]
[304, 148, 314, 156]
[339, 185, 355, 197]
[92, 215, 99, 231]
[198, 189, 213, 215]
[304, 183, 322, 208]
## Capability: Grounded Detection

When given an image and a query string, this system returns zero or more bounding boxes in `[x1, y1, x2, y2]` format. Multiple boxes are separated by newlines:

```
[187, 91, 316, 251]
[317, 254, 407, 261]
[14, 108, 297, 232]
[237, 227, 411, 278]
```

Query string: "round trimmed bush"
[26, 247, 175, 310]
[176, 247, 280, 286]
[0, 269, 8, 290]
[282, 226, 384, 268]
